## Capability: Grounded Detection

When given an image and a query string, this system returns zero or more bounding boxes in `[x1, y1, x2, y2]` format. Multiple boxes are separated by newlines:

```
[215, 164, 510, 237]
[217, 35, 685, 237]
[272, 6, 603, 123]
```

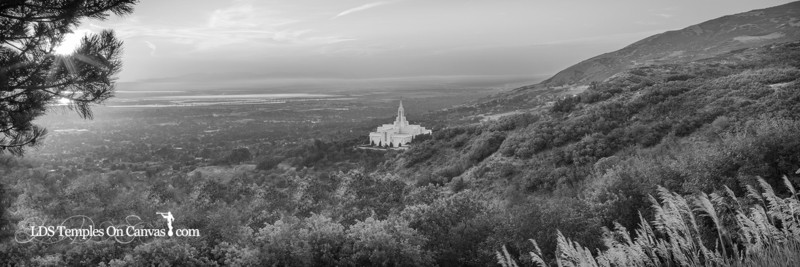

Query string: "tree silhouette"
[0, 0, 137, 155]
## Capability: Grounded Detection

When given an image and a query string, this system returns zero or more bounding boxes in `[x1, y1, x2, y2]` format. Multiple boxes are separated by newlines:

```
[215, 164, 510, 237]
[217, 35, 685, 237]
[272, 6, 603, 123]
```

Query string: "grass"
[499, 175, 800, 267]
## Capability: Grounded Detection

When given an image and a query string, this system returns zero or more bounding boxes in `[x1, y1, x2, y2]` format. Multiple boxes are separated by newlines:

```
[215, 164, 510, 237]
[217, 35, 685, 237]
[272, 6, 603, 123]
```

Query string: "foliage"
[3, 35, 800, 267]
[500, 176, 800, 266]
[253, 214, 433, 266]
[255, 155, 282, 170]
[0, 0, 137, 155]
[404, 190, 502, 266]
[346, 216, 433, 266]
[225, 147, 252, 164]
[106, 239, 215, 266]
[466, 132, 506, 164]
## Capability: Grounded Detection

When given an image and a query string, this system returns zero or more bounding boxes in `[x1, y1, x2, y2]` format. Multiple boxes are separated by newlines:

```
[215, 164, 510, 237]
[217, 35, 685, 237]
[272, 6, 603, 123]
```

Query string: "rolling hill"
[542, 1, 800, 87]
[439, 1, 800, 120]
[395, 39, 800, 262]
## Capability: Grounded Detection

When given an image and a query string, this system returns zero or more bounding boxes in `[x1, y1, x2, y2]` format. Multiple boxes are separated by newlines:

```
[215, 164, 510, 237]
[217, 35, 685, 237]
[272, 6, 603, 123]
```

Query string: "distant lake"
[116, 90, 186, 93]
[106, 93, 348, 108]
[156, 93, 337, 99]
[52, 129, 89, 133]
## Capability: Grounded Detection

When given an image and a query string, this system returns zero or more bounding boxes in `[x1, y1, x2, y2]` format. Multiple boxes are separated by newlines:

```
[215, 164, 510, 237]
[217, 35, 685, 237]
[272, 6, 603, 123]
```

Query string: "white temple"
[369, 101, 432, 147]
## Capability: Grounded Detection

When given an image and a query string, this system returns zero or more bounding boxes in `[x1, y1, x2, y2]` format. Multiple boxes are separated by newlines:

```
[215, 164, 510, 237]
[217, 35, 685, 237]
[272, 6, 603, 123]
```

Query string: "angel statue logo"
[157, 212, 175, 237]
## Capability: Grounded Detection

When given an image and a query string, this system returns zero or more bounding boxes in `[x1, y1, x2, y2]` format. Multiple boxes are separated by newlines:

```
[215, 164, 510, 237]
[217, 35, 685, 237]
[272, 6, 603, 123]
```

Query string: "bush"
[551, 95, 580, 113]
[404, 143, 437, 168]
[406, 191, 496, 266]
[500, 177, 800, 267]
[665, 73, 695, 82]
[436, 161, 468, 179]
[346, 216, 433, 266]
[108, 239, 215, 266]
[489, 113, 539, 132]
[256, 156, 283, 170]
[226, 147, 252, 164]
[466, 132, 506, 163]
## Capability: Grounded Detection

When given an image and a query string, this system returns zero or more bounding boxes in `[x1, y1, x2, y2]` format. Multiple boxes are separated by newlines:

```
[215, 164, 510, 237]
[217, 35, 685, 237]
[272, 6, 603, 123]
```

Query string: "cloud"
[334, 1, 394, 19]
[110, 3, 354, 52]
[208, 4, 258, 28]
[119, 26, 352, 51]
[143, 40, 156, 56]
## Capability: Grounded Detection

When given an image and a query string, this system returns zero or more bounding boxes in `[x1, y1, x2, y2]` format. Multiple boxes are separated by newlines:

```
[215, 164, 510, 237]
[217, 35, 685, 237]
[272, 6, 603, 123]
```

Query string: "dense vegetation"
[499, 176, 800, 266]
[397, 41, 800, 264]
[2, 40, 800, 266]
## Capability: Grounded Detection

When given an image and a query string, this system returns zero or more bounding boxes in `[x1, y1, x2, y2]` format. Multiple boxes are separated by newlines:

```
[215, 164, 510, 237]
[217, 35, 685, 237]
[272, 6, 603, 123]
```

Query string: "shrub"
[108, 239, 215, 266]
[404, 143, 437, 168]
[436, 161, 468, 179]
[551, 95, 580, 113]
[256, 156, 283, 170]
[665, 73, 695, 82]
[346, 216, 433, 266]
[467, 132, 506, 164]
[500, 176, 800, 266]
[490, 113, 540, 132]
[226, 147, 252, 164]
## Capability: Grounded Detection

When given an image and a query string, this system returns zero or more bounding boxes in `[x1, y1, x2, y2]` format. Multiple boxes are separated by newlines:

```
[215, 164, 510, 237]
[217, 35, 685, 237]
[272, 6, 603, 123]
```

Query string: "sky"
[69, 0, 796, 92]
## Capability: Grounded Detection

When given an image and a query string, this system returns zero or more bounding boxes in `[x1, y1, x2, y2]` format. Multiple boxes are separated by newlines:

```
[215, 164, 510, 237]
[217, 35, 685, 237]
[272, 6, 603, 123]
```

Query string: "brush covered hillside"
[396, 41, 800, 262]
[4, 43, 798, 266]
[5, 4, 800, 267]
[447, 1, 800, 118]
[545, 1, 800, 87]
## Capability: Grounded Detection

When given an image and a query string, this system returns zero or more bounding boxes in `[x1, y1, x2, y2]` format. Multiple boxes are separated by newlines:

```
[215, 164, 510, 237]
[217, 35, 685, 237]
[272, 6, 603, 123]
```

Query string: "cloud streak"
[143, 40, 156, 56]
[117, 25, 353, 51]
[108, 3, 355, 52]
[334, 1, 393, 18]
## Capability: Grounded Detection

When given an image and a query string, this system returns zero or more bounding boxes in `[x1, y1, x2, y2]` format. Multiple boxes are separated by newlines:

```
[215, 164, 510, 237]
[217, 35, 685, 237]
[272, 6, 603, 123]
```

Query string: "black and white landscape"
[2, 1, 800, 266]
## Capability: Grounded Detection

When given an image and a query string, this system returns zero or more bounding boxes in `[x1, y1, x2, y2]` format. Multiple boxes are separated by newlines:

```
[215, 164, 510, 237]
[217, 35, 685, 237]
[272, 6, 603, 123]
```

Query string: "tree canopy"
[0, 0, 137, 155]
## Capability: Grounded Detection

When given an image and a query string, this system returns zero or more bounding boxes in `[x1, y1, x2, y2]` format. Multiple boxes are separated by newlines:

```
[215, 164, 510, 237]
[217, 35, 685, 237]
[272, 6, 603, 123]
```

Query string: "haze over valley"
[3, 1, 800, 266]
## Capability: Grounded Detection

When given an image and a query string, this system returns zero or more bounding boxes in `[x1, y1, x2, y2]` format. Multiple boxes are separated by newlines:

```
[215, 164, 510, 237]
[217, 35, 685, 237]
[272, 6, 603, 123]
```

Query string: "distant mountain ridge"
[541, 1, 800, 87]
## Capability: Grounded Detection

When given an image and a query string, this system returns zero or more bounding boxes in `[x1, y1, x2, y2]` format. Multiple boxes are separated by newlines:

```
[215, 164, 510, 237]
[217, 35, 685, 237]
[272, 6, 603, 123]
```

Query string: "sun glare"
[53, 30, 90, 55]
[57, 97, 72, 105]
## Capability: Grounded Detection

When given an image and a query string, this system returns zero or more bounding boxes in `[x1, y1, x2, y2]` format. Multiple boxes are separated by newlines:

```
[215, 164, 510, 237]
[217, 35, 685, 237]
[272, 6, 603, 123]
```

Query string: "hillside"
[4, 3, 800, 266]
[438, 1, 800, 120]
[5, 41, 798, 266]
[543, 1, 800, 87]
[402, 40, 800, 190]
[394, 41, 800, 260]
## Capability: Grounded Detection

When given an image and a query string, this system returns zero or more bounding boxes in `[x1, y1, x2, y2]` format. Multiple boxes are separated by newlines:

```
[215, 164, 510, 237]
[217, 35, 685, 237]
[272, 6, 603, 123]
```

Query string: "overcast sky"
[73, 0, 795, 90]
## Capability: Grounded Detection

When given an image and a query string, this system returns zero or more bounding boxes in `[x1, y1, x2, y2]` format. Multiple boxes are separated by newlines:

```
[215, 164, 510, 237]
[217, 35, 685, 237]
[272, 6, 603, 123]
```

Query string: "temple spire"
[394, 100, 407, 130]
[398, 101, 405, 120]
[394, 100, 406, 123]
[368, 100, 432, 148]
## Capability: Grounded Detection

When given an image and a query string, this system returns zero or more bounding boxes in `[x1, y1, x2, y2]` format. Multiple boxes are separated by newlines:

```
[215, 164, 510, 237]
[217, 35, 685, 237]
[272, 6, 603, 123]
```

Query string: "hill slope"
[442, 1, 800, 120]
[543, 1, 800, 87]
[397, 41, 800, 251]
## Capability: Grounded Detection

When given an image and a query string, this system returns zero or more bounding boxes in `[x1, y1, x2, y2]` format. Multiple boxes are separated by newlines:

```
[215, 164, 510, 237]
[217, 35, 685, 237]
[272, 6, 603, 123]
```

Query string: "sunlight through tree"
[0, 0, 138, 155]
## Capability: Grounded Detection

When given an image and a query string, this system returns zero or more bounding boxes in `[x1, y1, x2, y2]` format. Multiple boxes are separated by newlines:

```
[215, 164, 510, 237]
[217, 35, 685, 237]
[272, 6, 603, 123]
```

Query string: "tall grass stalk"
[501, 177, 800, 266]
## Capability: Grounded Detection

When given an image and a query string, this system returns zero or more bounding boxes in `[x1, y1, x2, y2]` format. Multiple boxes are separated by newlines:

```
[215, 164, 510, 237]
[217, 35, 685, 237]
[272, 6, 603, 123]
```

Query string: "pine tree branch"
[0, 0, 135, 155]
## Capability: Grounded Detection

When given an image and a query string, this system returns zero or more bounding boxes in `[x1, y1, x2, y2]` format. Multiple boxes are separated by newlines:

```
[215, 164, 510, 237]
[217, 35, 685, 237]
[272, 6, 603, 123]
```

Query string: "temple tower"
[369, 101, 431, 148]
[394, 101, 408, 130]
